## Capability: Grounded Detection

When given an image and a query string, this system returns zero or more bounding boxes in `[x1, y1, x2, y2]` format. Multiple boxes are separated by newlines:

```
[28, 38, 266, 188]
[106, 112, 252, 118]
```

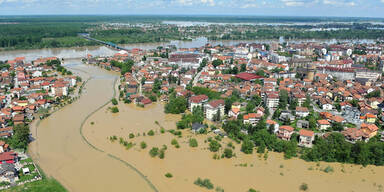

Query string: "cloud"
[322, 0, 356, 7]
[174, 0, 214, 6]
[281, 0, 307, 6]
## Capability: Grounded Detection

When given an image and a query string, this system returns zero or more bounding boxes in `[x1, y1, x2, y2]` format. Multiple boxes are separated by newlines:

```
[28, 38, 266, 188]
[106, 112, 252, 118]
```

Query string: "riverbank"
[82, 101, 384, 192]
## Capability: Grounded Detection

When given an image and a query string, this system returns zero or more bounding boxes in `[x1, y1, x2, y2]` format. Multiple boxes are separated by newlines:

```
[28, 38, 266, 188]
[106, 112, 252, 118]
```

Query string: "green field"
[5, 178, 66, 192]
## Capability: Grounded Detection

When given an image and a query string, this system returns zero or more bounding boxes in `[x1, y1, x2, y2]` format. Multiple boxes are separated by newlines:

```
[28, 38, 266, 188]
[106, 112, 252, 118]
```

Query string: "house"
[279, 110, 295, 122]
[342, 128, 364, 143]
[189, 95, 209, 112]
[0, 151, 17, 164]
[360, 123, 379, 139]
[265, 92, 279, 109]
[0, 141, 9, 153]
[296, 120, 309, 129]
[228, 108, 240, 119]
[191, 123, 205, 133]
[266, 119, 279, 133]
[277, 125, 294, 141]
[205, 99, 225, 121]
[365, 113, 376, 124]
[317, 119, 331, 131]
[0, 163, 18, 183]
[295, 107, 309, 118]
[299, 129, 315, 148]
[243, 113, 263, 126]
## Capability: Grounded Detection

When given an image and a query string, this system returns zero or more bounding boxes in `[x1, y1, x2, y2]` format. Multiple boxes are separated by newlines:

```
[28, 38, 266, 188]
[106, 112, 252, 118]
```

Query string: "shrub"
[160, 127, 165, 133]
[109, 135, 117, 142]
[90, 122, 94, 125]
[165, 173, 173, 178]
[300, 183, 308, 191]
[148, 130, 155, 136]
[215, 186, 224, 192]
[159, 149, 165, 159]
[171, 139, 178, 146]
[323, 166, 334, 173]
[129, 133, 135, 139]
[194, 178, 214, 190]
[111, 98, 118, 105]
[189, 138, 198, 147]
[111, 106, 119, 113]
[248, 188, 260, 192]
[209, 140, 221, 152]
[224, 148, 233, 158]
[140, 141, 147, 149]
[149, 147, 159, 157]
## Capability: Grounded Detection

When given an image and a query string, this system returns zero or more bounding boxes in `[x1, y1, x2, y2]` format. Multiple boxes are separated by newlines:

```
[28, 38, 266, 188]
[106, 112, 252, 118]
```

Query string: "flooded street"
[28, 60, 155, 192]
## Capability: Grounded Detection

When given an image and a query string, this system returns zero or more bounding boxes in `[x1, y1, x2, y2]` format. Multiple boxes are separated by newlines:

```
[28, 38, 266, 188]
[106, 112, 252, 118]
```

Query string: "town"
[85, 40, 384, 165]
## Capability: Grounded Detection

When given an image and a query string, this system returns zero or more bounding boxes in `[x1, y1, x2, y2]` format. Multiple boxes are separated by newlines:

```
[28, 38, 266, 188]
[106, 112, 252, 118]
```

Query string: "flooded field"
[83, 101, 384, 192]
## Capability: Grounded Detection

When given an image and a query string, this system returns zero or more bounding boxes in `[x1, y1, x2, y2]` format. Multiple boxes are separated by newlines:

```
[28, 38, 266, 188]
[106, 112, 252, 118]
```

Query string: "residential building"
[189, 95, 209, 112]
[277, 125, 294, 141]
[205, 99, 225, 121]
[299, 129, 315, 148]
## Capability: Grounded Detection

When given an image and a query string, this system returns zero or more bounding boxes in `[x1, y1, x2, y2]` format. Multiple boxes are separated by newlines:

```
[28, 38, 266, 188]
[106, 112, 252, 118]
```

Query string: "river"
[28, 59, 156, 192]
[0, 37, 376, 61]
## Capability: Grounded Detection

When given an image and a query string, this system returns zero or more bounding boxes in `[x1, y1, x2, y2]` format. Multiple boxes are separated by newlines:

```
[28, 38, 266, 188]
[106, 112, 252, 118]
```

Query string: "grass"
[5, 178, 66, 192]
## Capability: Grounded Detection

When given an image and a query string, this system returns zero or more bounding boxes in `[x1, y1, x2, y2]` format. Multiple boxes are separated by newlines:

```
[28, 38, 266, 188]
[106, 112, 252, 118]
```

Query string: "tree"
[240, 63, 246, 72]
[149, 147, 159, 157]
[140, 141, 147, 149]
[278, 90, 289, 109]
[212, 108, 221, 122]
[289, 99, 298, 110]
[224, 148, 233, 158]
[189, 138, 198, 147]
[241, 138, 254, 154]
[10, 124, 30, 150]
[209, 140, 221, 152]
[212, 59, 223, 68]
[111, 98, 118, 105]
[164, 96, 187, 114]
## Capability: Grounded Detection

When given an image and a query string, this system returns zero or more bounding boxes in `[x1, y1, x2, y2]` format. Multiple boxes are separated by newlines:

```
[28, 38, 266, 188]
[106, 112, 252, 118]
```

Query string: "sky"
[0, 0, 384, 18]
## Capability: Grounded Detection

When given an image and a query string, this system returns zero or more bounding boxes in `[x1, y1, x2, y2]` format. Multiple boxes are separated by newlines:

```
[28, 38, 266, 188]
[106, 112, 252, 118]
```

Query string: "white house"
[189, 95, 209, 112]
[317, 119, 331, 131]
[299, 129, 315, 148]
[204, 99, 225, 121]
[296, 107, 309, 118]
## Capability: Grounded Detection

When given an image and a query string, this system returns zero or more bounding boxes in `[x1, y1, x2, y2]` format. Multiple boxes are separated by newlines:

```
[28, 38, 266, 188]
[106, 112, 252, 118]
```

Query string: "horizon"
[1, 0, 384, 18]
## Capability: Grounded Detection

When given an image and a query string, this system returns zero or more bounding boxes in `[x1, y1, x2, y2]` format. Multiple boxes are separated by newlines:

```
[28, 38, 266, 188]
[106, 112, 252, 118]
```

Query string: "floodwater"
[0, 37, 376, 61]
[84, 101, 384, 192]
[28, 59, 155, 192]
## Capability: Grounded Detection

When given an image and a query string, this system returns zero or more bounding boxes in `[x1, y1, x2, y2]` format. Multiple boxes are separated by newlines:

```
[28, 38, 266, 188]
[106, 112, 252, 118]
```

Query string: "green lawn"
[5, 178, 66, 192]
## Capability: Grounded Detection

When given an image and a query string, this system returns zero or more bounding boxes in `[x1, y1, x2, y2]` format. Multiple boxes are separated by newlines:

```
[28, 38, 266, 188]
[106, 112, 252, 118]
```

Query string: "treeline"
[0, 23, 97, 49]
[209, 29, 384, 40]
[223, 117, 384, 166]
[90, 27, 186, 44]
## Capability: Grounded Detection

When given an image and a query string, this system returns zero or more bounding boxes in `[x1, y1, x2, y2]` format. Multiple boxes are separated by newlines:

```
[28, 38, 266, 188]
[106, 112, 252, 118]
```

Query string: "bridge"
[79, 33, 128, 51]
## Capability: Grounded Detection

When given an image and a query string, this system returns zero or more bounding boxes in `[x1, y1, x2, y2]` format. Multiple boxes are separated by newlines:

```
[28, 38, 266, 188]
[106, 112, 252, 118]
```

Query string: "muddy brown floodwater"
[83, 101, 384, 192]
[28, 60, 156, 192]
[29, 60, 384, 192]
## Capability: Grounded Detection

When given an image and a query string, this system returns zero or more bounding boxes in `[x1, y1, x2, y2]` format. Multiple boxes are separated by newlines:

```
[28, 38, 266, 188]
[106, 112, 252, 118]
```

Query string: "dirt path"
[28, 60, 156, 192]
